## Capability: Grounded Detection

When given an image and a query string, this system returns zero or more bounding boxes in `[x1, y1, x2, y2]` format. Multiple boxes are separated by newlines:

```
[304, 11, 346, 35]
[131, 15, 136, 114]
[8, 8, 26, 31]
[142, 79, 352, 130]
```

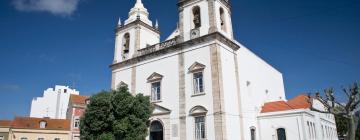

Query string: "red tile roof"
[0, 120, 12, 127]
[70, 95, 89, 106]
[261, 94, 311, 113]
[11, 117, 70, 130]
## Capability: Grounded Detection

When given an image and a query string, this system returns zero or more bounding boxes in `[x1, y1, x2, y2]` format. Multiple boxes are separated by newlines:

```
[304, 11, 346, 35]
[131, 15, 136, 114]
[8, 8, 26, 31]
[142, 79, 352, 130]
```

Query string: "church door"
[150, 121, 163, 140]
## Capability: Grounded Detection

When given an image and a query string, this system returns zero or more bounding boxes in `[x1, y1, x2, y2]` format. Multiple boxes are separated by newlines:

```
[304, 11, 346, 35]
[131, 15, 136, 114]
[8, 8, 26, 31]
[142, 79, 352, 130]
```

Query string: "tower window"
[220, 8, 227, 32]
[122, 33, 130, 57]
[192, 6, 201, 29]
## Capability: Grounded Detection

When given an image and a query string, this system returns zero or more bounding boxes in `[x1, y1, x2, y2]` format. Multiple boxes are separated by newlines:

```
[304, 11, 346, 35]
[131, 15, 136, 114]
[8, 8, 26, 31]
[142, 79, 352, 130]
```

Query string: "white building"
[30, 85, 79, 119]
[110, 0, 338, 140]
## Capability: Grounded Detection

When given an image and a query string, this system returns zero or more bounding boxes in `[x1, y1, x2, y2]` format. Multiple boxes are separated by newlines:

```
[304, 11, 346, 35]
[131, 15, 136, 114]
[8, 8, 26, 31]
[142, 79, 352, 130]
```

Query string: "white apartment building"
[30, 85, 79, 119]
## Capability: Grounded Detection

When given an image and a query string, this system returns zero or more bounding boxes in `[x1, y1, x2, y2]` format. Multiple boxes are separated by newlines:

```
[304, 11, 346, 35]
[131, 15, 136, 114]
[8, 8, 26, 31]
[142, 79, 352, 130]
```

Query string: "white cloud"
[12, 0, 81, 16]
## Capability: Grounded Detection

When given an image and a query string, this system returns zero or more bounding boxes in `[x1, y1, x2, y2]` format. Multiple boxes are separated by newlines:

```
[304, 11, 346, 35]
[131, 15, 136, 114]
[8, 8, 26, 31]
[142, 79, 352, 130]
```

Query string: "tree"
[308, 83, 359, 140]
[80, 86, 154, 140]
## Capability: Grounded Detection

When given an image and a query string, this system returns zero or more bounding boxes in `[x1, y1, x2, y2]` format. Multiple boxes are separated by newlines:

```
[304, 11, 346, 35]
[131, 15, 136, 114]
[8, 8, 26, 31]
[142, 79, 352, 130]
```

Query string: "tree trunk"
[347, 115, 356, 140]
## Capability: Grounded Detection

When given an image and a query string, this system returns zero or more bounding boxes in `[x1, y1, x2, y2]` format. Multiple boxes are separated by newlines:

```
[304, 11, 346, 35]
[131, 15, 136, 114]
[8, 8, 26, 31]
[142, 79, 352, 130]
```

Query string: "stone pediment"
[152, 104, 171, 116]
[147, 72, 163, 83]
[117, 81, 128, 88]
[189, 105, 208, 116]
[188, 62, 206, 73]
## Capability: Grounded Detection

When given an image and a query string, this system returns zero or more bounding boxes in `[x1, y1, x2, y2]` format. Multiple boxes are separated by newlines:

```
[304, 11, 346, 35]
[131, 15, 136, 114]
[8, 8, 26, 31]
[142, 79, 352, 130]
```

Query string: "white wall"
[236, 45, 286, 140]
[258, 109, 338, 140]
[30, 85, 79, 119]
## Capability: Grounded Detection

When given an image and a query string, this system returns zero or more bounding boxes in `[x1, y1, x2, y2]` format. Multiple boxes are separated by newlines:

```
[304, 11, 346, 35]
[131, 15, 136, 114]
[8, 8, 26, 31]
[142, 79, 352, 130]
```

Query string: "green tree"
[309, 83, 360, 140]
[80, 86, 154, 140]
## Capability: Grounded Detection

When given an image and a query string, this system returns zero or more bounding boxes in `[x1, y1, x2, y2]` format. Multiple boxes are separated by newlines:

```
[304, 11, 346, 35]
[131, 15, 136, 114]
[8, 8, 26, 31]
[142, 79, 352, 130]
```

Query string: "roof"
[11, 117, 70, 130]
[70, 94, 89, 106]
[261, 94, 311, 113]
[0, 120, 12, 127]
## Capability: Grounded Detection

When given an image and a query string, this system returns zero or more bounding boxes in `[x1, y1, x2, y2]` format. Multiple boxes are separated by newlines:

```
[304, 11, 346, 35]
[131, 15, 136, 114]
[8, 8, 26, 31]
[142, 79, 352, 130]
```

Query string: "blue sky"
[0, 0, 359, 119]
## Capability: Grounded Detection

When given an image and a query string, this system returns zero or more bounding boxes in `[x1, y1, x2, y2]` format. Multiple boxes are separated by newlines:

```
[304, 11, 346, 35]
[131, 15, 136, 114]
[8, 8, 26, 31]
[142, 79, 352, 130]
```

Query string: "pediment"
[189, 105, 208, 116]
[147, 72, 163, 83]
[188, 62, 206, 73]
[117, 81, 128, 88]
[152, 104, 171, 116]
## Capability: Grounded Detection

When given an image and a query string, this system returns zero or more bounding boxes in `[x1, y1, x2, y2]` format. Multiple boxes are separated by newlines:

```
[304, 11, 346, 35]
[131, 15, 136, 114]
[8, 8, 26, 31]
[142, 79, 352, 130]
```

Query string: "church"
[110, 0, 338, 140]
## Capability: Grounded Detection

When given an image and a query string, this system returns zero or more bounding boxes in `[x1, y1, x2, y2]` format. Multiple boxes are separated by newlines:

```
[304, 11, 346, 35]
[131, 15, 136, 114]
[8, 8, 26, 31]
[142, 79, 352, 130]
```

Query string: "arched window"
[219, 8, 227, 32]
[122, 33, 130, 57]
[277, 128, 287, 140]
[250, 127, 256, 140]
[192, 6, 201, 29]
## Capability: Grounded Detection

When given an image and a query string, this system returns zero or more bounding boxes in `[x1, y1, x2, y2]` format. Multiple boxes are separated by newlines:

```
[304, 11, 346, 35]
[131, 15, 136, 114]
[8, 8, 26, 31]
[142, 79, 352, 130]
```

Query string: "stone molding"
[152, 104, 172, 116]
[178, 0, 231, 9]
[115, 19, 160, 34]
[210, 44, 227, 140]
[110, 32, 240, 70]
[188, 61, 206, 73]
[147, 72, 164, 83]
[178, 52, 187, 140]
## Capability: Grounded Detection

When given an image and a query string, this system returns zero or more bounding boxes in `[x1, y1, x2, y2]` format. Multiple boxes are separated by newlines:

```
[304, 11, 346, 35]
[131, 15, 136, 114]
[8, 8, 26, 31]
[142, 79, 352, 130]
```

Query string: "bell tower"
[177, 0, 234, 42]
[113, 0, 160, 63]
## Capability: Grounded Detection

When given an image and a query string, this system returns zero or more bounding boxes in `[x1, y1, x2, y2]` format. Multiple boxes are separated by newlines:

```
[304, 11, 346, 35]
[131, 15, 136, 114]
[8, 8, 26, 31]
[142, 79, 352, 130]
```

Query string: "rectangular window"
[20, 138, 28, 140]
[74, 118, 80, 128]
[54, 138, 60, 140]
[193, 72, 204, 94]
[38, 138, 44, 140]
[151, 82, 161, 101]
[0, 136, 4, 140]
[195, 116, 206, 139]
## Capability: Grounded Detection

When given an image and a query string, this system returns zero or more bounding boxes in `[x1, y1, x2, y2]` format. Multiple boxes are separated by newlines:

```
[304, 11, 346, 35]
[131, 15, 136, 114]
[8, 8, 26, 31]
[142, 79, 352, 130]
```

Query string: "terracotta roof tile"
[0, 120, 12, 127]
[70, 95, 89, 106]
[261, 94, 311, 113]
[11, 117, 70, 130]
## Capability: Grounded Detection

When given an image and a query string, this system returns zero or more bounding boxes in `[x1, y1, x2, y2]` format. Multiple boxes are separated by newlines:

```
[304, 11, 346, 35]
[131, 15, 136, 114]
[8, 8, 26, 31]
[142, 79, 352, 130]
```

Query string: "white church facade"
[110, 0, 338, 140]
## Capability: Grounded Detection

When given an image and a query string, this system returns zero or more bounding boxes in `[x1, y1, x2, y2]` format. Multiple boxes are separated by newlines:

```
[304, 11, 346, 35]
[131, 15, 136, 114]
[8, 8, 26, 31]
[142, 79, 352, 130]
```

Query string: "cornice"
[115, 19, 160, 34]
[177, 0, 231, 9]
[110, 32, 240, 70]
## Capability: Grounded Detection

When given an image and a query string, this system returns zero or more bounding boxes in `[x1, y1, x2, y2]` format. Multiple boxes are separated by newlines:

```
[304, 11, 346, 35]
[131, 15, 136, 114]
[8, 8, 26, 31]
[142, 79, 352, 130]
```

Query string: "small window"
[64, 89, 67, 93]
[192, 6, 201, 28]
[74, 118, 80, 128]
[0, 136, 4, 140]
[54, 138, 60, 140]
[250, 128, 256, 140]
[38, 138, 44, 140]
[219, 7, 227, 32]
[193, 72, 204, 94]
[122, 33, 130, 59]
[151, 82, 161, 102]
[20, 138, 28, 140]
[39, 121, 47, 128]
[195, 116, 206, 139]
[277, 128, 286, 140]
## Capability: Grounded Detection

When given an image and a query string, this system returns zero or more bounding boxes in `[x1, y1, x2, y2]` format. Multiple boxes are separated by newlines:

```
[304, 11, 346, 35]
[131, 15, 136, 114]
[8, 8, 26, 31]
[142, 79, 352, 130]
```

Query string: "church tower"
[177, 0, 234, 42]
[113, 0, 160, 63]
